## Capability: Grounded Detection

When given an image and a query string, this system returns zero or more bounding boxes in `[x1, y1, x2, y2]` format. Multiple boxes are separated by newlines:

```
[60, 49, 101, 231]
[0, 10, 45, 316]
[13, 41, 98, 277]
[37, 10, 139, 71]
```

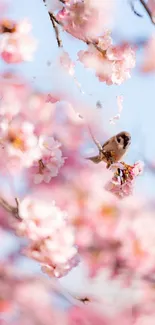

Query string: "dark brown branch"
[139, 0, 155, 24]
[43, 0, 62, 47]
[0, 196, 21, 220]
[49, 13, 62, 47]
[49, 12, 61, 25]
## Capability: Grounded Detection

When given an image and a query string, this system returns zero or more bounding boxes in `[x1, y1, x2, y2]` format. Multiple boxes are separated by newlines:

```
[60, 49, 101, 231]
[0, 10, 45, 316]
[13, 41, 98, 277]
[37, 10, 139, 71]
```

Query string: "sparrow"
[87, 131, 131, 168]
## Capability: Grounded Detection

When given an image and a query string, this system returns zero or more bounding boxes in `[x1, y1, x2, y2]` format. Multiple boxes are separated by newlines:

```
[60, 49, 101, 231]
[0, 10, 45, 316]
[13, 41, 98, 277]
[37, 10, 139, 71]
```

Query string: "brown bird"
[87, 131, 131, 168]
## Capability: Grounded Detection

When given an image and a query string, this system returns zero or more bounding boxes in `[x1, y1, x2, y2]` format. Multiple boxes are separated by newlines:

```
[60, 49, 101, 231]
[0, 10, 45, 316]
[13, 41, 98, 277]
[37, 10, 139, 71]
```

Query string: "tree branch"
[139, 0, 155, 24]
[0, 196, 21, 220]
[43, 0, 62, 47]
[49, 13, 62, 47]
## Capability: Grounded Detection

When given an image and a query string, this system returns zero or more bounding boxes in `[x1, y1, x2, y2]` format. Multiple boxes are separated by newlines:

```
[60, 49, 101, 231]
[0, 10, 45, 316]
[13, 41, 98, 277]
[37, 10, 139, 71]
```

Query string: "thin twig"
[14, 197, 21, 220]
[78, 114, 103, 151]
[49, 13, 62, 47]
[86, 39, 107, 55]
[129, 0, 143, 17]
[139, 0, 155, 24]
[43, 0, 62, 47]
[87, 125, 103, 152]
[0, 196, 21, 220]
[49, 12, 62, 25]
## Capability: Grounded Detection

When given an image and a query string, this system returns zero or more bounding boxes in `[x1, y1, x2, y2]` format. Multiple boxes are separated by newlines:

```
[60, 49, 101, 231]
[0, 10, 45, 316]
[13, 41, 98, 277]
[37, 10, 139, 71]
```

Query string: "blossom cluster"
[106, 161, 144, 198]
[54, 0, 136, 85]
[0, 19, 37, 63]
[78, 39, 136, 85]
[0, 73, 65, 182]
[57, 0, 114, 41]
[13, 197, 79, 278]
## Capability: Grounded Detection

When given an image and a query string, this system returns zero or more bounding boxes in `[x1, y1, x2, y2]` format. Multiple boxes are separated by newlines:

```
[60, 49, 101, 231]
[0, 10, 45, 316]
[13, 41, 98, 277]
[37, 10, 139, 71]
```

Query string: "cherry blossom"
[57, 0, 114, 41]
[32, 135, 65, 184]
[0, 19, 37, 63]
[0, 117, 40, 170]
[14, 197, 79, 278]
[78, 40, 136, 85]
[105, 161, 144, 198]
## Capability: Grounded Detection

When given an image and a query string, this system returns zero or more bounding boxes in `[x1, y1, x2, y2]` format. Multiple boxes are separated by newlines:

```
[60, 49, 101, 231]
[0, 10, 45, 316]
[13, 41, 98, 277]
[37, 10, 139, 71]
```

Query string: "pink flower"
[0, 19, 37, 63]
[17, 197, 67, 240]
[106, 43, 136, 65]
[0, 118, 40, 170]
[33, 135, 65, 184]
[15, 197, 79, 278]
[57, 0, 114, 41]
[105, 161, 144, 198]
[78, 41, 136, 85]
[78, 45, 113, 85]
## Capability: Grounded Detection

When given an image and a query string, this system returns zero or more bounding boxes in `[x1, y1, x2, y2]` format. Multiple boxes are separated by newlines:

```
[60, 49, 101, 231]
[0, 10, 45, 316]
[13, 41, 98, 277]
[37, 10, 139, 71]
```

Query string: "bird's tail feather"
[86, 155, 102, 164]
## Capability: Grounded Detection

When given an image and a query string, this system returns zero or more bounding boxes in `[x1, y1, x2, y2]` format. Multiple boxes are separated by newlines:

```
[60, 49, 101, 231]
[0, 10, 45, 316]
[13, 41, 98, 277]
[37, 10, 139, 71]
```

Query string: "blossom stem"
[0, 196, 21, 220]
[139, 0, 155, 24]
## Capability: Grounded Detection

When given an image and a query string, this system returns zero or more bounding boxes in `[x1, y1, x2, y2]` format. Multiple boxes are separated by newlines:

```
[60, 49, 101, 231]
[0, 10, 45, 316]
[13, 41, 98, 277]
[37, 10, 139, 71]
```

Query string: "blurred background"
[0, 0, 155, 313]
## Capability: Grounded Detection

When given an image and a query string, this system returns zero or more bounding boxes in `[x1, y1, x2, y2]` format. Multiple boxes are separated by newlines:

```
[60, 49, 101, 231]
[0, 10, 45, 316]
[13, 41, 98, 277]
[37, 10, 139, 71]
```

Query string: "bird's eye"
[117, 137, 121, 143]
